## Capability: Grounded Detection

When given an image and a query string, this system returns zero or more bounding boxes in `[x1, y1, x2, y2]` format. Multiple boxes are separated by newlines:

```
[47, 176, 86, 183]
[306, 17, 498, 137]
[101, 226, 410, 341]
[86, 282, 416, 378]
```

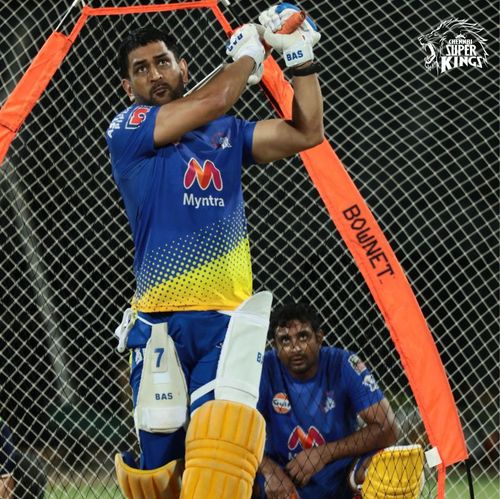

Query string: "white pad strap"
[215, 291, 273, 407]
[114, 308, 136, 353]
[114, 310, 155, 353]
[134, 323, 188, 434]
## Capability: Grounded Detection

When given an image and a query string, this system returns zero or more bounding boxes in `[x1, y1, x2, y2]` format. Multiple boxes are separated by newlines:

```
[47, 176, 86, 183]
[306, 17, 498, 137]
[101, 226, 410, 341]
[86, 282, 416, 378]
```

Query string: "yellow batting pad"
[115, 454, 183, 499]
[180, 400, 265, 499]
[361, 445, 425, 499]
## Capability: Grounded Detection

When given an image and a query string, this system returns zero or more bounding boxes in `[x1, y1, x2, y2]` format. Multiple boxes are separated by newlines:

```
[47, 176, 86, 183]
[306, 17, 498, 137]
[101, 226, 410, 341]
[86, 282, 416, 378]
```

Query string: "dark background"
[0, 0, 497, 495]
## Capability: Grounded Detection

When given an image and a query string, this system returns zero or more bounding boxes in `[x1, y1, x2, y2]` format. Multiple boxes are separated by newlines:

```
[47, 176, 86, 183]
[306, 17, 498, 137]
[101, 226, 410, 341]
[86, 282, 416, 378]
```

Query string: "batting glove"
[226, 24, 266, 84]
[259, 3, 321, 67]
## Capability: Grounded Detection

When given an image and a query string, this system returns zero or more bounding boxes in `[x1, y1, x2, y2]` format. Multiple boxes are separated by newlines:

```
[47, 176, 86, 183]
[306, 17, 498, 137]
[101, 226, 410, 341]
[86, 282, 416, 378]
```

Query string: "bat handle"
[278, 10, 306, 34]
[262, 10, 306, 52]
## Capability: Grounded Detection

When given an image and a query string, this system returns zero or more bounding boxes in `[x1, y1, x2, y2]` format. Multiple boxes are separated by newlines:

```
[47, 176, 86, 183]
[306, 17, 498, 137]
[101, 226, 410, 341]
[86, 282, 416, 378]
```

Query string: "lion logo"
[418, 18, 488, 74]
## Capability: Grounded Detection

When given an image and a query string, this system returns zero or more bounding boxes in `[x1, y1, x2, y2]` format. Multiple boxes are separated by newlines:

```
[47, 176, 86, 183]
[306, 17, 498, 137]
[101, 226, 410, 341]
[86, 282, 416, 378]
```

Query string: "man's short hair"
[118, 27, 181, 79]
[269, 303, 322, 339]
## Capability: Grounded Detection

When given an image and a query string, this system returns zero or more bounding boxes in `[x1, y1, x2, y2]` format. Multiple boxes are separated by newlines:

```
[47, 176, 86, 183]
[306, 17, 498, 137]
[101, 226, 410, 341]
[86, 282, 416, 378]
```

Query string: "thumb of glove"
[254, 23, 266, 38]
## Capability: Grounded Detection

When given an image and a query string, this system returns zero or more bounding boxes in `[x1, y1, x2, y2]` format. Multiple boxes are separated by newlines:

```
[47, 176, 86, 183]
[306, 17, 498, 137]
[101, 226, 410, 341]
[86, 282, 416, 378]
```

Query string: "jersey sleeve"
[106, 105, 160, 178]
[341, 351, 385, 414]
[237, 118, 257, 166]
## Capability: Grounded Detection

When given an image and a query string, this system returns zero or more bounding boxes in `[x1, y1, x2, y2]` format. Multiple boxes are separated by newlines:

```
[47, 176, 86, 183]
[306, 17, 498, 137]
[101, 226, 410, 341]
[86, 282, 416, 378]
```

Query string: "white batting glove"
[226, 24, 266, 85]
[259, 3, 321, 67]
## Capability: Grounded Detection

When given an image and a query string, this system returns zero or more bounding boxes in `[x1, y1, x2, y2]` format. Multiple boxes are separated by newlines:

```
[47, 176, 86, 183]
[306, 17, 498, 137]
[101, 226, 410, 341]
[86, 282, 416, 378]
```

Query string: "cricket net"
[0, 0, 497, 497]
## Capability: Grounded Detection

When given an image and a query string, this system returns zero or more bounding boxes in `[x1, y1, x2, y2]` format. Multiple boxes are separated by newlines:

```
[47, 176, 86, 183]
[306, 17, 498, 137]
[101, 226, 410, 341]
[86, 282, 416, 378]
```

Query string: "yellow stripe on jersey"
[132, 237, 252, 312]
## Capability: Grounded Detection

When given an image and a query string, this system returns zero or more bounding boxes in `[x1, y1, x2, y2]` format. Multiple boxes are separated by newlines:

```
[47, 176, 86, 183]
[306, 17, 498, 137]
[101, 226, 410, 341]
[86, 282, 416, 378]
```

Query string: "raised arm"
[252, 4, 324, 163]
[154, 57, 256, 146]
[153, 25, 265, 147]
[252, 67, 324, 163]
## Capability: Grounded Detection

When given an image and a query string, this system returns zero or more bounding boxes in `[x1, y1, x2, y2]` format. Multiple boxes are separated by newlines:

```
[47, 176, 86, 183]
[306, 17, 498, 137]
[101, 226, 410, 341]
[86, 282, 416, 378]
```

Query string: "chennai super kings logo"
[418, 18, 488, 75]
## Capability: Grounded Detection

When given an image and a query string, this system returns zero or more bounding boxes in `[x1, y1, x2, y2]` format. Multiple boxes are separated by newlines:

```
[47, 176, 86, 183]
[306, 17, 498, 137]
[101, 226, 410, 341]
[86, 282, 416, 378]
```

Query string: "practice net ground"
[0, 0, 497, 497]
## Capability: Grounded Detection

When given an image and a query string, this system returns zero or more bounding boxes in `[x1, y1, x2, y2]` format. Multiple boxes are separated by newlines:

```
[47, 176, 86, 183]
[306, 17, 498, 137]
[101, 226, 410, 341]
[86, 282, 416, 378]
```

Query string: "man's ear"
[316, 329, 324, 344]
[121, 79, 135, 102]
[179, 58, 189, 85]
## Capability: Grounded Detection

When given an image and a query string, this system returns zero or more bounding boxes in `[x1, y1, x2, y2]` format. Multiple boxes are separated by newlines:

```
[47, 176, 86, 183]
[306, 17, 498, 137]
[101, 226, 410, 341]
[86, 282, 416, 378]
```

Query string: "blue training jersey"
[106, 105, 256, 312]
[257, 347, 384, 499]
[0, 420, 16, 475]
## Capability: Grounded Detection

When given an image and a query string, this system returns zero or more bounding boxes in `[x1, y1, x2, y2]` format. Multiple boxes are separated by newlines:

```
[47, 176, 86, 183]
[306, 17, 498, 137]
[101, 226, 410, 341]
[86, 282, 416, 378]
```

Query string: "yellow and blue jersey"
[106, 105, 256, 312]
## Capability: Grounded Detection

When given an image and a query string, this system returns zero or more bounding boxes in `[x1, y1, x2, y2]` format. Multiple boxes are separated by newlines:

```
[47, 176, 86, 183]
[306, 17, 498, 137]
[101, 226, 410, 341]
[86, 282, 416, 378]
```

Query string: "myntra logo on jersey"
[183, 158, 225, 209]
[288, 426, 325, 453]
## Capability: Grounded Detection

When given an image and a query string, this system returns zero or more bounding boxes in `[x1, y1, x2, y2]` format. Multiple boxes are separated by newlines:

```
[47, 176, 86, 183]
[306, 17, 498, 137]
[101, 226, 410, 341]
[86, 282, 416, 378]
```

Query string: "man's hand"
[226, 24, 266, 84]
[264, 465, 299, 499]
[258, 3, 320, 67]
[285, 447, 327, 488]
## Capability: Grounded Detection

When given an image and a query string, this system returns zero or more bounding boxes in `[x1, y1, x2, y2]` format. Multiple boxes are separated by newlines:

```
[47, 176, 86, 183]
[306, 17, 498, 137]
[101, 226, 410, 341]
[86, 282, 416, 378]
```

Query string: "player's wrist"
[236, 50, 262, 70]
[291, 60, 320, 77]
[259, 455, 282, 478]
[236, 54, 257, 72]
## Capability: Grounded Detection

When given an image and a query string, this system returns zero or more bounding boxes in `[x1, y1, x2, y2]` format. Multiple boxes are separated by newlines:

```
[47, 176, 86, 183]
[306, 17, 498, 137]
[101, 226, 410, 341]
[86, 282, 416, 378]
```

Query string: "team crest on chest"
[348, 354, 366, 375]
[322, 391, 335, 413]
[211, 131, 232, 150]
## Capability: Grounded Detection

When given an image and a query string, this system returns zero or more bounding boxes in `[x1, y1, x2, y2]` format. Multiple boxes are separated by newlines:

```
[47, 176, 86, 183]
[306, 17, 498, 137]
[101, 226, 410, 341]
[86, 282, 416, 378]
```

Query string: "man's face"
[122, 41, 188, 106]
[274, 320, 323, 380]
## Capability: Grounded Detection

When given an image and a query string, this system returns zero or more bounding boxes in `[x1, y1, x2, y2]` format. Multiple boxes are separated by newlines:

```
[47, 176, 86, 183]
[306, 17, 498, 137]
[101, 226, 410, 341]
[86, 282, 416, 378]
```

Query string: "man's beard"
[148, 77, 185, 105]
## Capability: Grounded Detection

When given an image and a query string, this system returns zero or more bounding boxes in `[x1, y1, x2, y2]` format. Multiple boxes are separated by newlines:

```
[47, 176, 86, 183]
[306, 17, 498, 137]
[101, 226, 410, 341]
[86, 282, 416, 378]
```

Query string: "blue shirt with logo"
[106, 105, 256, 312]
[256, 347, 385, 498]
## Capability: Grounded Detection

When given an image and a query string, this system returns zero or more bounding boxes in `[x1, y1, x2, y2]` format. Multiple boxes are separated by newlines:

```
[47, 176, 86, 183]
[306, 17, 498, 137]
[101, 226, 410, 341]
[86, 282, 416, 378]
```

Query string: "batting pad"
[215, 291, 272, 407]
[361, 444, 425, 499]
[115, 454, 183, 499]
[180, 400, 265, 499]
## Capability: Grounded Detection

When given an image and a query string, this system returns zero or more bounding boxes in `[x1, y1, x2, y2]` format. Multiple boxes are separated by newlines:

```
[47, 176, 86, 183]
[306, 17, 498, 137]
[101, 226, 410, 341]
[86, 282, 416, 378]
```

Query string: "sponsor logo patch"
[272, 392, 291, 414]
[288, 425, 325, 451]
[126, 106, 152, 128]
[184, 158, 223, 191]
[155, 392, 173, 400]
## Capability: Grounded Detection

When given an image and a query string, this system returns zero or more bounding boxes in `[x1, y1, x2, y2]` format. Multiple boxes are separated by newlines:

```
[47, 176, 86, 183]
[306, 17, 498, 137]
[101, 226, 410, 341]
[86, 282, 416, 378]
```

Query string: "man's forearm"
[322, 422, 397, 464]
[290, 66, 324, 142]
[259, 454, 282, 477]
[191, 56, 255, 114]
